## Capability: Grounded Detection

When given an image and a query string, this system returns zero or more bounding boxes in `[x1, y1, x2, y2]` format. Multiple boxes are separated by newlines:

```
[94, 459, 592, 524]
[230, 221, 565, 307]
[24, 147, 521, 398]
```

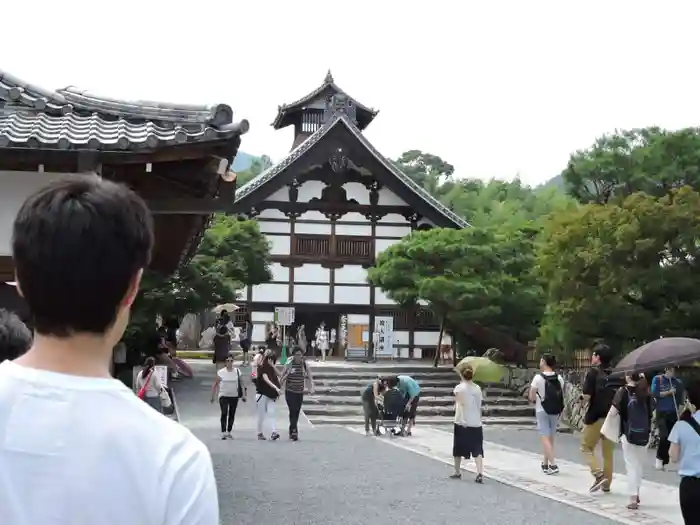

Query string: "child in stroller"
[377, 384, 409, 436]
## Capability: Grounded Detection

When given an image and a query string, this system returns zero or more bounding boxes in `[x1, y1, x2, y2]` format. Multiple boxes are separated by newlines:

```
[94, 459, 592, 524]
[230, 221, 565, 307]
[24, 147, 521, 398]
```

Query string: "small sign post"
[274, 307, 295, 363]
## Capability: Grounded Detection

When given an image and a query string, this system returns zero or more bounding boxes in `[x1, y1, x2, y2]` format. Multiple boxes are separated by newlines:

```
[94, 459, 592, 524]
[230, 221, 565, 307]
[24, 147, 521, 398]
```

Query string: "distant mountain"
[539, 174, 565, 191]
[231, 151, 256, 172]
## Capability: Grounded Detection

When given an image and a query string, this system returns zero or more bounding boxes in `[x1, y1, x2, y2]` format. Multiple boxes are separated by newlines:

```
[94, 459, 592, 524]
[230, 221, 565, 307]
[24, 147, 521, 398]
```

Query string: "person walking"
[280, 347, 314, 440]
[256, 350, 281, 441]
[213, 313, 233, 370]
[136, 357, 164, 412]
[361, 376, 386, 436]
[397, 374, 421, 436]
[529, 354, 565, 475]
[652, 367, 685, 470]
[450, 365, 484, 483]
[669, 379, 700, 524]
[315, 321, 329, 362]
[0, 176, 218, 525]
[211, 354, 247, 439]
[581, 342, 620, 492]
[608, 373, 653, 510]
[239, 319, 252, 365]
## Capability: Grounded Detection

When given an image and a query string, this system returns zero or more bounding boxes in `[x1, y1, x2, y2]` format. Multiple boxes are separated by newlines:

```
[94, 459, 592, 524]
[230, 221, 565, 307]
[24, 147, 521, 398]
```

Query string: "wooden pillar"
[408, 213, 418, 359]
[329, 217, 336, 304]
[368, 216, 377, 361]
[289, 214, 296, 304]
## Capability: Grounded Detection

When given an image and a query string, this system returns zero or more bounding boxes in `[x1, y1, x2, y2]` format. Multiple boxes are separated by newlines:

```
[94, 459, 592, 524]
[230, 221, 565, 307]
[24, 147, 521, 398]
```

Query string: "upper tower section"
[272, 70, 378, 149]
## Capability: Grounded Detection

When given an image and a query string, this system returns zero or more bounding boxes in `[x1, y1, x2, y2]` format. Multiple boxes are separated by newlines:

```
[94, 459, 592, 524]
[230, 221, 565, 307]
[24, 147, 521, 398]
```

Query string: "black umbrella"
[611, 337, 700, 376]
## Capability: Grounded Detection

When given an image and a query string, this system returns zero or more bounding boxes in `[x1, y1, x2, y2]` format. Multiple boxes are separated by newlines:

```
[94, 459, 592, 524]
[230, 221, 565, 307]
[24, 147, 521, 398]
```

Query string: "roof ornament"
[324, 69, 334, 84]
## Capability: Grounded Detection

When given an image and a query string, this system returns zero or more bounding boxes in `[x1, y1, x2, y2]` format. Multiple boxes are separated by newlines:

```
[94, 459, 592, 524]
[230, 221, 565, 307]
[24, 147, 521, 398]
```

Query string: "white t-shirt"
[454, 381, 483, 427]
[0, 360, 218, 525]
[530, 372, 565, 413]
[218, 367, 241, 398]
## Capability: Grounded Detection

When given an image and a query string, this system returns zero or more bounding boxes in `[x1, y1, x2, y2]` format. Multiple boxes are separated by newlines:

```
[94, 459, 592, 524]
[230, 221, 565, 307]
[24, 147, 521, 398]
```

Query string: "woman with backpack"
[607, 372, 653, 510]
[669, 379, 700, 524]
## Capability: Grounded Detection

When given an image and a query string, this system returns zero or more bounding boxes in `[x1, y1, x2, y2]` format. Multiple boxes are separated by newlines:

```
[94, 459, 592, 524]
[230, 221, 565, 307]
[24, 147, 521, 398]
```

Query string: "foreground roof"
[0, 69, 248, 151]
[236, 112, 469, 228]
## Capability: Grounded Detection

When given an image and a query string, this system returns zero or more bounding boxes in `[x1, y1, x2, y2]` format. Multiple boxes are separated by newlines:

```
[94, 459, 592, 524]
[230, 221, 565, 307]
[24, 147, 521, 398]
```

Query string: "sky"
[2, 1, 700, 186]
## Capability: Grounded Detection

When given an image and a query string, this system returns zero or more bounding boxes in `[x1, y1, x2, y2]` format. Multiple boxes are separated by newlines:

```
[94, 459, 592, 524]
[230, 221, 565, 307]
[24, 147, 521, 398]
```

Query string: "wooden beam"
[147, 198, 234, 215]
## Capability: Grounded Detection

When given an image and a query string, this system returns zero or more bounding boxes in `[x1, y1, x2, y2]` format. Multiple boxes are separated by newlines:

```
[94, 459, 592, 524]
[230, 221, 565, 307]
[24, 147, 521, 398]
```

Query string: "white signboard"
[274, 306, 295, 326]
[374, 316, 395, 357]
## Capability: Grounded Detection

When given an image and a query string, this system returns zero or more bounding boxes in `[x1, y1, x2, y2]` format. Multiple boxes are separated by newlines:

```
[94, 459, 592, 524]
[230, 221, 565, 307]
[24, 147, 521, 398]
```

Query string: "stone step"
[306, 415, 539, 427]
[303, 395, 531, 407]
[311, 385, 521, 398]
[308, 364, 460, 374]
[310, 371, 459, 381]
[301, 404, 534, 418]
[315, 378, 462, 388]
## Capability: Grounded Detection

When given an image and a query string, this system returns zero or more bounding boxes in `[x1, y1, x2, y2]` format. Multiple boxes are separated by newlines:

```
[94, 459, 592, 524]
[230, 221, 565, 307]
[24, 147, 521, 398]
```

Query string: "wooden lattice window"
[294, 234, 330, 256]
[336, 236, 372, 260]
[234, 305, 249, 324]
[415, 308, 440, 330]
[376, 308, 411, 330]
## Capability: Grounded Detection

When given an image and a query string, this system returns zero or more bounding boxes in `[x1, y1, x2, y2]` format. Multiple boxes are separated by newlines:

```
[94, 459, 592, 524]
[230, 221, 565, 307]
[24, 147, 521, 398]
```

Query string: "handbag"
[159, 387, 172, 409]
[136, 369, 154, 400]
[601, 407, 621, 443]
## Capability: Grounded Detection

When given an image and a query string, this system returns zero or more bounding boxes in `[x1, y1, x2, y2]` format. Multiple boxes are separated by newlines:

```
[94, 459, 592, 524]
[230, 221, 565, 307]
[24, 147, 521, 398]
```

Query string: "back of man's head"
[12, 175, 153, 338]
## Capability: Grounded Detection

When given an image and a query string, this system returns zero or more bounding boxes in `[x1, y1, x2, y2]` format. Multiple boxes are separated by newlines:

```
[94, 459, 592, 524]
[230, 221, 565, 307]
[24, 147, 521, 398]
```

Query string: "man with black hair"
[581, 341, 620, 493]
[0, 176, 218, 525]
[0, 308, 31, 362]
[529, 353, 564, 475]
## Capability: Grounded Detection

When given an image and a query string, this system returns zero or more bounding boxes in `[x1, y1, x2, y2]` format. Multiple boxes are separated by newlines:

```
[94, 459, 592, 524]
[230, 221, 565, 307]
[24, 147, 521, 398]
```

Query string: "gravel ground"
[175, 365, 618, 525]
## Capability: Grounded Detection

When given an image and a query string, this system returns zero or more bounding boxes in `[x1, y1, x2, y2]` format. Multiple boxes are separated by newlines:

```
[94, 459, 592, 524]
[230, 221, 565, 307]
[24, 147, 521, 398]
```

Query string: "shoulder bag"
[136, 369, 154, 400]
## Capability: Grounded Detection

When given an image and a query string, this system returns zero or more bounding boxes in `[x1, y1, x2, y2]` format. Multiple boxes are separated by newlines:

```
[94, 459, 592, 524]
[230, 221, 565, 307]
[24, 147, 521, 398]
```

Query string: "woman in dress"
[256, 350, 282, 441]
[451, 365, 484, 483]
[315, 321, 329, 362]
[211, 353, 247, 440]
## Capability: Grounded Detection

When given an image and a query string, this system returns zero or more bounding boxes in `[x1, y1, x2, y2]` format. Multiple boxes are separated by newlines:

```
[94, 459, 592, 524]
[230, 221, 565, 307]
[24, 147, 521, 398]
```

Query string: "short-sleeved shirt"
[454, 381, 482, 427]
[530, 372, 565, 413]
[669, 411, 700, 477]
[397, 375, 421, 398]
[651, 375, 684, 414]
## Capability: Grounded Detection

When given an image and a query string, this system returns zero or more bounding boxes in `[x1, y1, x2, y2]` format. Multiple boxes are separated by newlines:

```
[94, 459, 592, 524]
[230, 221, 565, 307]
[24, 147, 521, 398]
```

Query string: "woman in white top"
[136, 357, 164, 412]
[211, 354, 247, 439]
[315, 322, 329, 362]
[451, 365, 484, 483]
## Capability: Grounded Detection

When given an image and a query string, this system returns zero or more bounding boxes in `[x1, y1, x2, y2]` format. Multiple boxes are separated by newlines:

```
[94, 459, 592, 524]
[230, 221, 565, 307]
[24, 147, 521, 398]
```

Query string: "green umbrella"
[455, 356, 507, 383]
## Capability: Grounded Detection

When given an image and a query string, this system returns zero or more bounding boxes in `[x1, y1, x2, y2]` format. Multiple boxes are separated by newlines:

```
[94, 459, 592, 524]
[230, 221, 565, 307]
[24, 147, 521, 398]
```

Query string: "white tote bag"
[600, 409, 621, 443]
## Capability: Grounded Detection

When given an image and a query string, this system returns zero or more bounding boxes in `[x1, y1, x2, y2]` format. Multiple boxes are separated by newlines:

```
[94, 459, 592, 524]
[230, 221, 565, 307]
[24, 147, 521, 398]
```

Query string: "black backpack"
[624, 387, 651, 446]
[540, 374, 564, 415]
[594, 369, 619, 415]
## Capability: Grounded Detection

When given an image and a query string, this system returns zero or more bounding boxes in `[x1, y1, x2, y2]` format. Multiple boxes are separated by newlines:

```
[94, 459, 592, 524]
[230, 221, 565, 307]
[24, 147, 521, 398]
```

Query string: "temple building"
[0, 68, 248, 317]
[232, 71, 466, 360]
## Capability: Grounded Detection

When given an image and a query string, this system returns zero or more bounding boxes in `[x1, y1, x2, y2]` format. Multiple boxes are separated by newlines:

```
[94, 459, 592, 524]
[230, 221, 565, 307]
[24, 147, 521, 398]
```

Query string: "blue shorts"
[536, 411, 559, 436]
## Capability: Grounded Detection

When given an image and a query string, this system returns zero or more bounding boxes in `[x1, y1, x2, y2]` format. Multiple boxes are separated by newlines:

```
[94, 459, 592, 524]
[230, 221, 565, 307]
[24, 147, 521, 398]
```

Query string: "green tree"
[394, 150, 455, 195]
[537, 187, 700, 357]
[368, 228, 506, 366]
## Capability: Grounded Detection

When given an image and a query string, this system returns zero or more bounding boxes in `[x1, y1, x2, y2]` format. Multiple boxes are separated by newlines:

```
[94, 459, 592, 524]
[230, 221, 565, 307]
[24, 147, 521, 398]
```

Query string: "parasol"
[611, 337, 700, 376]
[212, 304, 240, 315]
[455, 356, 507, 384]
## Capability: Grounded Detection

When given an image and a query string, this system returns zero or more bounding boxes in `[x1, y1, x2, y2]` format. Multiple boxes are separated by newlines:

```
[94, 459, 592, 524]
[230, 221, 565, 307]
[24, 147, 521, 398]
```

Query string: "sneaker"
[257, 433, 267, 441]
[365, 430, 371, 436]
[221, 432, 227, 440]
[226, 432, 233, 439]
[449, 473, 462, 479]
[655, 459, 665, 471]
[270, 432, 280, 441]
[475, 474, 484, 484]
[548, 465, 560, 475]
[541, 463, 549, 473]
[590, 474, 607, 493]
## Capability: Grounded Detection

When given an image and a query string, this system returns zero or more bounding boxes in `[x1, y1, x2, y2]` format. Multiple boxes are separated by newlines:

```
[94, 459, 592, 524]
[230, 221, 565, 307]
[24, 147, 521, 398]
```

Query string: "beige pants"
[581, 418, 615, 487]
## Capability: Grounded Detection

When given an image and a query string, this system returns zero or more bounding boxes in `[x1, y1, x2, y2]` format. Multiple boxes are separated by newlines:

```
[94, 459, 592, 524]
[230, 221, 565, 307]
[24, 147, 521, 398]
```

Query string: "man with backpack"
[529, 354, 565, 474]
[581, 342, 621, 492]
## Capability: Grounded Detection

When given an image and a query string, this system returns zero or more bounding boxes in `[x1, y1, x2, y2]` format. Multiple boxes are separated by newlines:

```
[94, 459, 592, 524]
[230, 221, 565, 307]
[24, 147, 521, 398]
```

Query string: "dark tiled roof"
[272, 70, 378, 129]
[0, 68, 248, 150]
[235, 112, 469, 228]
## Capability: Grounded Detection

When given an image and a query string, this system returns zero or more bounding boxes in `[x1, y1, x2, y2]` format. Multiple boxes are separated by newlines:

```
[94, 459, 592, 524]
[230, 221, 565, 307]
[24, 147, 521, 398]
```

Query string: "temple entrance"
[291, 308, 341, 359]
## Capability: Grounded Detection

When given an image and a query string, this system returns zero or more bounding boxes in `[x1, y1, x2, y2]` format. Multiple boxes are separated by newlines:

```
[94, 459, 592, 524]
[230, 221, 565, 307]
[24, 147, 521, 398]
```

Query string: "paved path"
[174, 363, 622, 525]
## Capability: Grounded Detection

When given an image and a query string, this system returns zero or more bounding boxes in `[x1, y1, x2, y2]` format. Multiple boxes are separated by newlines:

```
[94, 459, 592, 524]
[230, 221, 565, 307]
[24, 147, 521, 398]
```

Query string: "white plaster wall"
[394, 331, 410, 346]
[379, 213, 410, 224]
[297, 211, 327, 222]
[297, 180, 325, 202]
[377, 188, 408, 206]
[270, 263, 289, 283]
[295, 221, 331, 235]
[375, 238, 400, 257]
[266, 187, 289, 201]
[414, 331, 452, 346]
[338, 212, 368, 223]
[293, 284, 329, 303]
[251, 311, 274, 323]
[335, 265, 367, 285]
[343, 182, 370, 204]
[257, 209, 287, 220]
[294, 264, 329, 283]
[334, 285, 370, 304]
[252, 324, 267, 342]
[335, 223, 372, 236]
[268, 235, 290, 256]
[258, 220, 291, 234]
[252, 283, 288, 303]
[376, 224, 411, 237]
[374, 288, 396, 305]
[348, 314, 370, 324]
[0, 171, 74, 256]
[236, 286, 249, 300]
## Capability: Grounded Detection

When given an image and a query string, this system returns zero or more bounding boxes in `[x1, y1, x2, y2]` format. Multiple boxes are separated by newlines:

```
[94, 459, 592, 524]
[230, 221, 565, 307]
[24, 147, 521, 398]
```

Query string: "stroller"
[377, 387, 408, 437]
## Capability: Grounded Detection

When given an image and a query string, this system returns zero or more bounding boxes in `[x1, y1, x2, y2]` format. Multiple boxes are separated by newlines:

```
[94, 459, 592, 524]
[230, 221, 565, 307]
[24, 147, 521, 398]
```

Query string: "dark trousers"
[680, 476, 700, 524]
[362, 396, 378, 432]
[656, 411, 678, 464]
[219, 396, 239, 432]
[286, 391, 304, 435]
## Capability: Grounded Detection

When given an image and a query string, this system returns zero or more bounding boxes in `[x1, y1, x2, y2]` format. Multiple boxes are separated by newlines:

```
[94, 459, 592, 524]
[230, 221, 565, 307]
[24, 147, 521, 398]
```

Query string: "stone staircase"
[303, 364, 538, 428]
